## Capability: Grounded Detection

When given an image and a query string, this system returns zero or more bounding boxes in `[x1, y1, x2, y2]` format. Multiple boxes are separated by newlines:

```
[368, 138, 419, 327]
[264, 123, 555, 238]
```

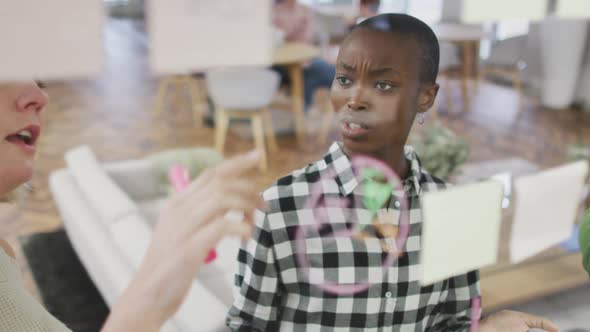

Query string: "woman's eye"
[35, 81, 47, 89]
[336, 76, 352, 86]
[376, 82, 393, 91]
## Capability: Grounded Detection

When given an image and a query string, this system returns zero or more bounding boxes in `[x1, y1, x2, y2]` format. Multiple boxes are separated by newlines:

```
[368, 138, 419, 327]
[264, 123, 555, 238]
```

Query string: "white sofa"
[49, 146, 240, 332]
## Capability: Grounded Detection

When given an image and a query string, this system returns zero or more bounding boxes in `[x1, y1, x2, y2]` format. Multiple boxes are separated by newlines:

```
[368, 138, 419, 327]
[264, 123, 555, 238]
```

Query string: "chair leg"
[262, 108, 279, 153]
[441, 73, 454, 113]
[153, 77, 171, 117]
[513, 70, 524, 112]
[170, 76, 186, 112]
[188, 76, 205, 127]
[461, 41, 474, 111]
[215, 107, 229, 154]
[318, 101, 335, 144]
[251, 114, 268, 171]
[476, 67, 484, 92]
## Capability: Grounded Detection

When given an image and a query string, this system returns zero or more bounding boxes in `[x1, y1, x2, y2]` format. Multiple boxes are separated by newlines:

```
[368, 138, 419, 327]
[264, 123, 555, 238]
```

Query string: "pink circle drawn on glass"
[295, 155, 410, 295]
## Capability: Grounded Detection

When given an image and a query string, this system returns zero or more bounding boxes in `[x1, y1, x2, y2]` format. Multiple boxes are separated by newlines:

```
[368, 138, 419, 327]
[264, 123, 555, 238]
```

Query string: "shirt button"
[394, 200, 401, 208]
[385, 291, 392, 298]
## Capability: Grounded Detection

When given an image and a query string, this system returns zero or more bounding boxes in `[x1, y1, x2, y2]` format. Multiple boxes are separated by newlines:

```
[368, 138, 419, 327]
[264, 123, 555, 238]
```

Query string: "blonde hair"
[0, 184, 29, 203]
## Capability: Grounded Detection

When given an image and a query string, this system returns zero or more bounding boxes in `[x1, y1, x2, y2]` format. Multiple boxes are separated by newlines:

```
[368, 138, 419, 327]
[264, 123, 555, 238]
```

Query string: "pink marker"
[470, 297, 481, 332]
[168, 165, 217, 264]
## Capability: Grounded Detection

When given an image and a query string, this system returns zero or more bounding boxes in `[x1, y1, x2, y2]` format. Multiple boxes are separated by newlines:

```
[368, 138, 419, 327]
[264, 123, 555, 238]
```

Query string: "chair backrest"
[206, 68, 280, 110]
[312, 10, 349, 45]
[487, 35, 528, 67]
[438, 41, 460, 70]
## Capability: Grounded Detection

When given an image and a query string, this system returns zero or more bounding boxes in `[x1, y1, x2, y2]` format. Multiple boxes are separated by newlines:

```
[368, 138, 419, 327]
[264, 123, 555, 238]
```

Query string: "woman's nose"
[346, 87, 369, 111]
[16, 82, 48, 114]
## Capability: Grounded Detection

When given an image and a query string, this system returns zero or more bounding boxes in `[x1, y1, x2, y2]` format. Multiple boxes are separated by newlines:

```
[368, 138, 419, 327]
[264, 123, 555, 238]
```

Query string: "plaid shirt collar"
[323, 142, 425, 198]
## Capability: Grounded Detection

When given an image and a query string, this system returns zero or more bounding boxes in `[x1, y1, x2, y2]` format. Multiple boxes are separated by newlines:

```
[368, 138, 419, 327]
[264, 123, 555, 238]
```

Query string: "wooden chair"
[431, 41, 461, 118]
[206, 68, 280, 171]
[152, 74, 207, 126]
[477, 35, 528, 112]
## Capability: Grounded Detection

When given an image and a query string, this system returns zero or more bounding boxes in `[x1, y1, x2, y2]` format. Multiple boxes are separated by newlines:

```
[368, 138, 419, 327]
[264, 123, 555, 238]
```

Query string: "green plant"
[567, 142, 590, 162]
[411, 122, 469, 181]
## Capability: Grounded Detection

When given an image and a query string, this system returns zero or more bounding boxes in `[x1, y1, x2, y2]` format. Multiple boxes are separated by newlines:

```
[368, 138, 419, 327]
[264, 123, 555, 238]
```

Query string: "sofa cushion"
[110, 213, 153, 269]
[148, 148, 223, 195]
[137, 197, 169, 226]
[104, 159, 162, 201]
[65, 146, 138, 225]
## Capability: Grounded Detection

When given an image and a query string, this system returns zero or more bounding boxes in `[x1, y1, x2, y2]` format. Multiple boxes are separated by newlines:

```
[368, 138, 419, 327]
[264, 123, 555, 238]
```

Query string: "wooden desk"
[273, 42, 321, 143]
[433, 23, 489, 111]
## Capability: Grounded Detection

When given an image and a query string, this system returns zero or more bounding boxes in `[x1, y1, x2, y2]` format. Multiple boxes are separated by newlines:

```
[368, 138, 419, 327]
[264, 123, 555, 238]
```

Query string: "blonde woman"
[0, 81, 263, 331]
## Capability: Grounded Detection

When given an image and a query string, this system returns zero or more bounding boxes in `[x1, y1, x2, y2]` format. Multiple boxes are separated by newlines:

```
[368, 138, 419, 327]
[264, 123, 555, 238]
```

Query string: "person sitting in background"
[273, 0, 336, 111]
[345, 0, 381, 27]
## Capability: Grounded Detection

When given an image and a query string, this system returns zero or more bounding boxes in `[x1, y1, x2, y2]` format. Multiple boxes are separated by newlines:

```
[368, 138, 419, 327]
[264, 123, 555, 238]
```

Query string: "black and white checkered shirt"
[227, 142, 480, 331]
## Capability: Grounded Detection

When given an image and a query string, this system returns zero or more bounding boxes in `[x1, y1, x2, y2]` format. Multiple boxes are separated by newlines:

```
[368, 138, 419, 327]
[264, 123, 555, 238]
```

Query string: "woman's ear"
[418, 83, 439, 113]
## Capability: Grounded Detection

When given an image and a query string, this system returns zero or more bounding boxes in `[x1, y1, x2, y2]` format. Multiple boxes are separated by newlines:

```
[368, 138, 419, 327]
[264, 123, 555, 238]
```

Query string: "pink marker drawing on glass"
[168, 165, 217, 264]
[295, 155, 410, 295]
[470, 297, 481, 332]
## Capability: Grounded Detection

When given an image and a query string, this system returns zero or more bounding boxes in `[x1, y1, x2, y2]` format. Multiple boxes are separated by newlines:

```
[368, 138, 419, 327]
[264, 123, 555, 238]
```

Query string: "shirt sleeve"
[429, 270, 480, 331]
[297, 6, 315, 44]
[226, 210, 282, 331]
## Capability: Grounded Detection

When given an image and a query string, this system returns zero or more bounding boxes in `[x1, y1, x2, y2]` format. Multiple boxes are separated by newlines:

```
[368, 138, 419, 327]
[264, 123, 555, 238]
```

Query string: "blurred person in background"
[346, 0, 381, 27]
[273, 0, 336, 111]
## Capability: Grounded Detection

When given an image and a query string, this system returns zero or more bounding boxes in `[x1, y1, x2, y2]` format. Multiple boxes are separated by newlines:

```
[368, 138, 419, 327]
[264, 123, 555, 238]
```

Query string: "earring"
[417, 113, 425, 125]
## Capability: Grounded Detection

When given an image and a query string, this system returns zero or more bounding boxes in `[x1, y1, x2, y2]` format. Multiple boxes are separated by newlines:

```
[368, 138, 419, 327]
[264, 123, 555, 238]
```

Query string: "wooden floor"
[2, 18, 589, 311]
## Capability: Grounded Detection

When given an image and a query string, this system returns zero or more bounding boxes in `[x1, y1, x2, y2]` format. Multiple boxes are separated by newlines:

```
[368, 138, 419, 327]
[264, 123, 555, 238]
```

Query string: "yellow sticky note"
[462, 0, 548, 22]
[420, 180, 503, 285]
[0, 0, 104, 81]
[555, 0, 590, 18]
[148, 0, 273, 74]
[510, 161, 589, 263]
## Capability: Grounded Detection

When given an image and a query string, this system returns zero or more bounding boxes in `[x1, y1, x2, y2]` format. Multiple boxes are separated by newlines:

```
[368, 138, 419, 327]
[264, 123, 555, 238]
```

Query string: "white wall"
[440, 0, 590, 109]
[441, 0, 463, 22]
[575, 30, 590, 108]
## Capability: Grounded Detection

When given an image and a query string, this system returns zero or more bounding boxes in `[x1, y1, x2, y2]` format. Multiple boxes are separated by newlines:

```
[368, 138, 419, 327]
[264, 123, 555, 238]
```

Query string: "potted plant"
[567, 141, 590, 207]
[411, 121, 469, 181]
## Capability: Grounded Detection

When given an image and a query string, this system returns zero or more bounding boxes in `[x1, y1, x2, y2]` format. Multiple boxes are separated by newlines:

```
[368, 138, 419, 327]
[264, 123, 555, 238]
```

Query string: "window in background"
[300, 0, 359, 16]
[379, 0, 408, 13]
[495, 19, 530, 40]
[380, 0, 442, 24]
[407, 0, 443, 24]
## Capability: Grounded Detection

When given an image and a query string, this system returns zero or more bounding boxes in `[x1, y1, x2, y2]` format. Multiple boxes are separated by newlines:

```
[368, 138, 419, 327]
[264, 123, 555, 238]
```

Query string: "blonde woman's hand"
[479, 310, 560, 332]
[103, 150, 264, 331]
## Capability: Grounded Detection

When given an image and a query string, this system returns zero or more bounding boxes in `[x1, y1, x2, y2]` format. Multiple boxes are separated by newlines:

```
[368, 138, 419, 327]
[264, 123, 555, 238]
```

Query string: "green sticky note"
[362, 168, 392, 214]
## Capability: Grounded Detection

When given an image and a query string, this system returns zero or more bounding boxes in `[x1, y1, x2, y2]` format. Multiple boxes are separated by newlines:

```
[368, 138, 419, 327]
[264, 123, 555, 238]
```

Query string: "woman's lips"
[4, 124, 41, 154]
[341, 120, 371, 139]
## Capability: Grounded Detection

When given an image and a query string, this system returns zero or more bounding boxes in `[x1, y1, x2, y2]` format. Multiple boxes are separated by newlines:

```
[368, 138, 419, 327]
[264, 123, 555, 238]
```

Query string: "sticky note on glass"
[510, 161, 589, 263]
[0, 1, 104, 81]
[148, 0, 273, 75]
[420, 181, 503, 285]
[555, 0, 590, 18]
[461, 0, 548, 22]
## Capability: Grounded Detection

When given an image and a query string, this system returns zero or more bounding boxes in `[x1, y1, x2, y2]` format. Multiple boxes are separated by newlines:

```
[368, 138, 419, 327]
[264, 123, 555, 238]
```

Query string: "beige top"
[0, 248, 71, 332]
